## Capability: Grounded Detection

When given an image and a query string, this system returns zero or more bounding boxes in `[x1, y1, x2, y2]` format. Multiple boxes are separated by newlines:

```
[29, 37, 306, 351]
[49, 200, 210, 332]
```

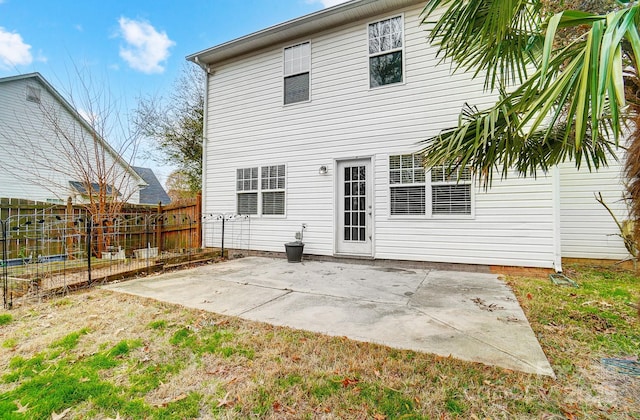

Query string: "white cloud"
[117, 17, 174, 74]
[306, 0, 350, 7]
[0, 27, 32, 68]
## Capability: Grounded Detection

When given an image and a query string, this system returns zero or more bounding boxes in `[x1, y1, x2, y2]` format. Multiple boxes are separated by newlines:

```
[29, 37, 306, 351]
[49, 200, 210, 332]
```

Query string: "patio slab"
[103, 256, 554, 376]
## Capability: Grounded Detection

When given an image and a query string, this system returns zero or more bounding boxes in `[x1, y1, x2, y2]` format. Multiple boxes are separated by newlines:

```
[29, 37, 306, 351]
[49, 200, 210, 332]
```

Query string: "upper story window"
[368, 16, 403, 88]
[26, 85, 41, 103]
[283, 42, 310, 105]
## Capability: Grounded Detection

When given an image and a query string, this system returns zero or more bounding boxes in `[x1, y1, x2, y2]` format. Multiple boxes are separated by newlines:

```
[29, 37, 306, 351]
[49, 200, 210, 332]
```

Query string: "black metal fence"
[1, 212, 251, 309]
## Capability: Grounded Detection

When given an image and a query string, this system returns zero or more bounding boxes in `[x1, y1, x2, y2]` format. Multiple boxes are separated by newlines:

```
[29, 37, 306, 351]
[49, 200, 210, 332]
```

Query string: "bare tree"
[0, 68, 144, 254]
[133, 64, 204, 194]
[165, 169, 196, 202]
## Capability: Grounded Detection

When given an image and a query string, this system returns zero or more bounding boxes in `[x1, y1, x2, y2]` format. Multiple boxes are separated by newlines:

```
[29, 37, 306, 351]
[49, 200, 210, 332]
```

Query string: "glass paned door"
[336, 159, 372, 255]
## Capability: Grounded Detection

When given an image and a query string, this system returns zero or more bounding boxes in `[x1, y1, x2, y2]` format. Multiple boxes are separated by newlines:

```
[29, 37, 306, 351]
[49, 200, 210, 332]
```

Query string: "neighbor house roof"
[186, 0, 424, 67]
[132, 167, 171, 205]
[0, 72, 146, 188]
[69, 181, 120, 197]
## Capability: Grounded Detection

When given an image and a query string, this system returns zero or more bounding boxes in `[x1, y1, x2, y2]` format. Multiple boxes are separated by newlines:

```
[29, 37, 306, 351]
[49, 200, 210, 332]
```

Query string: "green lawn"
[0, 262, 637, 419]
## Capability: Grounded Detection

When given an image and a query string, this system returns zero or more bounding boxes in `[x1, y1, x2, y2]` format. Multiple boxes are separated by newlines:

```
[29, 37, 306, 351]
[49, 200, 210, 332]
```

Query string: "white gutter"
[193, 58, 211, 248]
[552, 165, 562, 272]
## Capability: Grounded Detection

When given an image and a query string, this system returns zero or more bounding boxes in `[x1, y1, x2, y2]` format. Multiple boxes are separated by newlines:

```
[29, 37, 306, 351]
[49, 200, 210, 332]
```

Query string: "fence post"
[156, 202, 163, 254]
[87, 218, 92, 286]
[66, 197, 73, 259]
[196, 193, 202, 249]
[1, 220, 9, 309]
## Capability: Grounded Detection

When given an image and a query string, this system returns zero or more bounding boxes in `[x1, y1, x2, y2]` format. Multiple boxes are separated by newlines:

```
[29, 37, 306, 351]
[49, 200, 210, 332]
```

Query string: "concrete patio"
[103, 256, 554, 376]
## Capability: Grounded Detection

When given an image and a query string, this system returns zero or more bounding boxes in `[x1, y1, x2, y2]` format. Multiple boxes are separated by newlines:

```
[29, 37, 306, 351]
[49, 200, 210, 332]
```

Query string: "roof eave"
[186, 0, 423, 66]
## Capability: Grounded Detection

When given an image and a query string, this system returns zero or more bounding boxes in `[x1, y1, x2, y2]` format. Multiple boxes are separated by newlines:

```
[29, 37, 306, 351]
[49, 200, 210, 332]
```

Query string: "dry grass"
[0, 262, 638, 419]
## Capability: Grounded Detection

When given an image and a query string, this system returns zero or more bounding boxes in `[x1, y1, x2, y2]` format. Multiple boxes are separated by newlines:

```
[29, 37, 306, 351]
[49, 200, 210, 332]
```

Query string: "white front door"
[336, 159, 372, 256]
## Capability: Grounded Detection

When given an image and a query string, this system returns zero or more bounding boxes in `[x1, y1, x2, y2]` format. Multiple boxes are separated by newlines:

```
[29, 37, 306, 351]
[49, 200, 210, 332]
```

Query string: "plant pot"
[284, 241, 304, 263]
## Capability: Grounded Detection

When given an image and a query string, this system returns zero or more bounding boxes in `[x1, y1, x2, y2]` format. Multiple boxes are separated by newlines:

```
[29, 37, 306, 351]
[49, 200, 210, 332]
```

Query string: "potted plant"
[284, 224, 306, 263]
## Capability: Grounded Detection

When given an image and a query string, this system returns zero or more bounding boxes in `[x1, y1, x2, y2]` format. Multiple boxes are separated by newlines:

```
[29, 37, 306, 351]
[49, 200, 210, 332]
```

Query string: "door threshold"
[333, 253, 374, 260]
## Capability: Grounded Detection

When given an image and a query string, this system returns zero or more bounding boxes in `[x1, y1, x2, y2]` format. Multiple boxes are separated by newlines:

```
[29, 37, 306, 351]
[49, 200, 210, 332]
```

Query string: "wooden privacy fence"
[1, 195, 205, 308]
[0, 195, 202, 260]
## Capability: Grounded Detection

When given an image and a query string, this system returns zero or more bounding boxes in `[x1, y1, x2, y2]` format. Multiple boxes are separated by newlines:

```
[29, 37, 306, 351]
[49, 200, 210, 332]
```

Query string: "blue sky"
[0, 0, 348, 183]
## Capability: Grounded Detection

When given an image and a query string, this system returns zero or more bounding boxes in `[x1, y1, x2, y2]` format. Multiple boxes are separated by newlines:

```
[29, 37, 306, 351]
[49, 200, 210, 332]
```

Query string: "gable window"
[431, 165, 472, 215]
[390, 154, 425, 215]
[283, 42, 310, 105]
[26, 85, 41, 103]
[237, 167, 258, 215]
[236, 165, 286, 216]
[368, 16, 403, 88]
[261, 165, 285, 215]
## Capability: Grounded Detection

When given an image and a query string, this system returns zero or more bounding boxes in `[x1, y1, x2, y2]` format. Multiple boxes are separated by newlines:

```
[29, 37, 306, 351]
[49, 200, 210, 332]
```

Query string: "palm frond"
[421, 0, 544, 90]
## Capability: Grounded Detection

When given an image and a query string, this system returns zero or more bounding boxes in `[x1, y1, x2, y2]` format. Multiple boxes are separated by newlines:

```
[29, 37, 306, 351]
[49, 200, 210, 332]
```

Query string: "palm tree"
[420, 0, 640, 241]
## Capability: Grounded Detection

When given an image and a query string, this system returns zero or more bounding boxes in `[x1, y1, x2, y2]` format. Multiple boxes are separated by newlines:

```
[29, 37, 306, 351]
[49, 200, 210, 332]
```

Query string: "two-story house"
[187, 0, 627, 270]
[0, 72, 146, 205]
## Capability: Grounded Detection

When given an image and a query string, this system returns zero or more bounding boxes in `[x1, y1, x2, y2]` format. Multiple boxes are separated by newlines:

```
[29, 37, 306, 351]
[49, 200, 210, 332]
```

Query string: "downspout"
[195, 57, 211, 248]
[552, 165, 563, 272]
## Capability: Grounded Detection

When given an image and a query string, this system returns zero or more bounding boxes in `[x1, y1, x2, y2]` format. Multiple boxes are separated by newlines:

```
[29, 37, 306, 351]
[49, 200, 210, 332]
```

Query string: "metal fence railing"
[1, 211, 251, 309]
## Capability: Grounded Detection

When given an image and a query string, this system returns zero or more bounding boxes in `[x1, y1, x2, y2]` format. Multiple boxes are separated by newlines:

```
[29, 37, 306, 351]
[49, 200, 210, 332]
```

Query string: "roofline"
[0, 72, 145, 186]
[186, 0, 423, 67]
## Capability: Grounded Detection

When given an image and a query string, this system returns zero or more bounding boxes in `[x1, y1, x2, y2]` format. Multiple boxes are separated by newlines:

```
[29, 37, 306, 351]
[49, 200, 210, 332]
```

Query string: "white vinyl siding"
[558, 155, 628, 260]
[368, 16, 403, 88]
[200, 2, 614, 268]
[283, 42, 310, 104]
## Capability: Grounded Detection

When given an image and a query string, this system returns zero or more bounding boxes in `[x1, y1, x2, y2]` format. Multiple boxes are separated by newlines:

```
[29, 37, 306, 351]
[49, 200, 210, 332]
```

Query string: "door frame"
[334, 156, 374, 257]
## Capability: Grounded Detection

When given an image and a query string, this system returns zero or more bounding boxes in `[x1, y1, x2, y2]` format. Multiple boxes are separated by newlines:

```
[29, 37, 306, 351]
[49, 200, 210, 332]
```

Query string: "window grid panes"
[236, 165, 286, 216]
[431, 165, 472, 215]
[344, 165, 367, 242]
[389, 154, 425, 215]
[368, 16, 403, 88]
[236, 167, 259, 215]
[284, 42, 310, 104]
[261, 165, 285, 215]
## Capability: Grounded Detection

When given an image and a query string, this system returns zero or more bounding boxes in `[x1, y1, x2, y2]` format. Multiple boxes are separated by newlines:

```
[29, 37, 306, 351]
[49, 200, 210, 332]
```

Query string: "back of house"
[188, 0, 628, 270]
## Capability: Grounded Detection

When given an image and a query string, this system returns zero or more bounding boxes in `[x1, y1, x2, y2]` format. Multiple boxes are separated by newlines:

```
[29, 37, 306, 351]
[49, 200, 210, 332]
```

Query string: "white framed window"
[26, 85, 41, 103]
[283, 42, 310, 105]
[389, 154, 425, 215]
[236, 167, 258, 215]
[368, 16, 403, 88]
[431, 165, 472, 215]
[236, 165, 286, 216]
[389, 155, 473, 217]
[261, 165, 286, 215]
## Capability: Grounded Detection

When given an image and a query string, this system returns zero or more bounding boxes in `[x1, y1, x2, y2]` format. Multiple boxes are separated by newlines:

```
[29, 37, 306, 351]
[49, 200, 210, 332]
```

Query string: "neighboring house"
[0, 73, 145, 205]
[132, 167, 172, 206]
[187, 0, 627, 270]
